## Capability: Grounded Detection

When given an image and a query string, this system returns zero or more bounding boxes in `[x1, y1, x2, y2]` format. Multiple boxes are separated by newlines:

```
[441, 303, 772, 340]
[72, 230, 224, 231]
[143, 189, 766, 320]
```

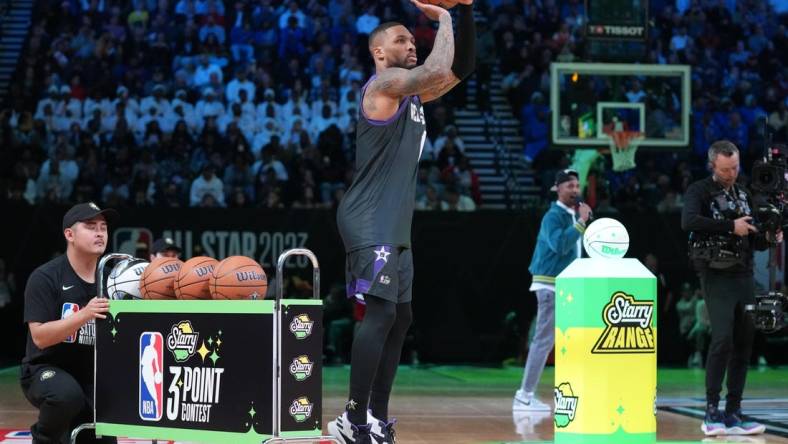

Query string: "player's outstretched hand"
[410, 0, 451, 20]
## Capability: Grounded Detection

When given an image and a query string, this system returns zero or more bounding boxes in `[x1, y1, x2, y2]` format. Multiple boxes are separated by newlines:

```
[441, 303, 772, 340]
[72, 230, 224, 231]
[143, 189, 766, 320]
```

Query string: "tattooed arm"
[364, 3, 458, 119]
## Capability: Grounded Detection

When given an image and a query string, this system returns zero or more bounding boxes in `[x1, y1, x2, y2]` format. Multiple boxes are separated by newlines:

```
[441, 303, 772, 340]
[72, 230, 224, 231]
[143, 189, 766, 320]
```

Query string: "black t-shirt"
[23, 255, 96, 384]
[336, 76, 427, 251]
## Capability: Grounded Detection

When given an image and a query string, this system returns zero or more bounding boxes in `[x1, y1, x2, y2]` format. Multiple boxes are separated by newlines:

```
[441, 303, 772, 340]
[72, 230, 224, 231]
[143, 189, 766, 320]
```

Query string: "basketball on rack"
[140, 257, 183, 300]
[174, 256, 218, 300]
[210, 256, 268, 300]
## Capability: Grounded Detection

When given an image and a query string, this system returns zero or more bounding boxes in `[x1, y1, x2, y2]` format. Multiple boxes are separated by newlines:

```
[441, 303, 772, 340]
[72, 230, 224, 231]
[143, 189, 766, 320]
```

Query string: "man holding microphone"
[514, 169, 591, 411]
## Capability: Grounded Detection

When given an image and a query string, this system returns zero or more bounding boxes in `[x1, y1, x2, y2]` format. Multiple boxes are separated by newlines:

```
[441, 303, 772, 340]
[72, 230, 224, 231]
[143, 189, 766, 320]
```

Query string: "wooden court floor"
[2, 366, 787, 443]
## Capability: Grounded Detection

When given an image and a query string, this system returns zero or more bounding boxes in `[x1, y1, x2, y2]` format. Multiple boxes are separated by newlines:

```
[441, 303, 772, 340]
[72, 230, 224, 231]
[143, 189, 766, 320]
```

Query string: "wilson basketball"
[583, 218, 630, 259]
[107, 258, 148, 299]
[210, 256, 268, 300]
[139, 257, 183, 300]
[174, 256, 218, 300]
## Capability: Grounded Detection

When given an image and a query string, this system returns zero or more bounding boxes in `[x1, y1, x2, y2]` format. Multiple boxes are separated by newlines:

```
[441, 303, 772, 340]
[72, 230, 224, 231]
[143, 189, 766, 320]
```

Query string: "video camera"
[744, 292, 786, 334]
[746, 143, 788, 333]
[750, 144, 788, 233]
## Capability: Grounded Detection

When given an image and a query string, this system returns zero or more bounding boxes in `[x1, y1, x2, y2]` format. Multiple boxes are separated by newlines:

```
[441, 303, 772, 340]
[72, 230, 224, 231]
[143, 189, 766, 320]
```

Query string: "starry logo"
[288, 355, 314, 381]
[289, 397, 314, 423]
[166, 321, 200, 362]
[554, 383, 579, 428]
[592, 291, 655, 354]
[40, 370, 56, 381]
[289, 314, 314, 340]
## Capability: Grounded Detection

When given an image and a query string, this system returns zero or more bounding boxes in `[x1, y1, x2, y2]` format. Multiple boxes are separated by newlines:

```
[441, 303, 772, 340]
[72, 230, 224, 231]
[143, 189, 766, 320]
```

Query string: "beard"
[390, 55, 417, 69]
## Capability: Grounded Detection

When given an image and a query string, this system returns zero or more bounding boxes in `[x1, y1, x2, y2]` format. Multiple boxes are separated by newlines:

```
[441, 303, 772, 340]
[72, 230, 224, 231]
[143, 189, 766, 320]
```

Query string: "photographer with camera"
[682, 140, 781, 437]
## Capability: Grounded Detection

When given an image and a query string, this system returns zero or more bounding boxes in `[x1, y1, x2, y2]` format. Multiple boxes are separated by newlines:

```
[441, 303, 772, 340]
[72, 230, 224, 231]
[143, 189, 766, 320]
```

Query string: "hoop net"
[605, 130, 643, 172]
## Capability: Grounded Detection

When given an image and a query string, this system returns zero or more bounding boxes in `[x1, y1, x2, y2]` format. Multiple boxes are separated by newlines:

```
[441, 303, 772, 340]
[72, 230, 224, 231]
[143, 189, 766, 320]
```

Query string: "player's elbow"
[29, 325, 50, 349]
[421, 65, 453, 84]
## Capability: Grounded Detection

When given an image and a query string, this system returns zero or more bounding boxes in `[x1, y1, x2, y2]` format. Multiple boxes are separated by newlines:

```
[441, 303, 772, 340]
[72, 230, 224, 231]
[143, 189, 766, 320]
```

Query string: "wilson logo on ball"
[236, 271, 266, 281]
[161, 263, 181, 274]
[194, 265, 215, 278]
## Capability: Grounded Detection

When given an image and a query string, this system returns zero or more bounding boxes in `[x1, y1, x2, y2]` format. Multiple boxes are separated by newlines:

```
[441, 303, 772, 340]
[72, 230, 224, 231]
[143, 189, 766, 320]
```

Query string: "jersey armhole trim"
[360, 75, 410, 126]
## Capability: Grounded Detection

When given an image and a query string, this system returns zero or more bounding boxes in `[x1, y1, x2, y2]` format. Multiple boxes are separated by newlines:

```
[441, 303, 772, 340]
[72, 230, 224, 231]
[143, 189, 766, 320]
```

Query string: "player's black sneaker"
[724, 409, 766, 435]
[367, 410, 396, 444]
[327, 412, 374, 444]
[701, 404, 726, 436]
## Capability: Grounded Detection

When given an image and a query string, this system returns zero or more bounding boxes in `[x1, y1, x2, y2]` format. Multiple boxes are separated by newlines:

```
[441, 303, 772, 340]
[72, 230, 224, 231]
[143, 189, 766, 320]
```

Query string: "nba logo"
[61, 303, 80, 343]
[114, 228, 153, 256]
[139, 332, 164, 421]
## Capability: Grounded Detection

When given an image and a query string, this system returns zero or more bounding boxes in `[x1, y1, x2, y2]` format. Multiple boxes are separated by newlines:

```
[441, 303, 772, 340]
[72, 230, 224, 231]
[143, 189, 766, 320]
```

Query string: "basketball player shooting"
[329, 1, 475, 443]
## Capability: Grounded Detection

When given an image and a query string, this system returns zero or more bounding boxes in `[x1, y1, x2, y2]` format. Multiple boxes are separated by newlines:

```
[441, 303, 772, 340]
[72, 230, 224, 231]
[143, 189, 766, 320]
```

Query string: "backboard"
[550, 63, 691, 149]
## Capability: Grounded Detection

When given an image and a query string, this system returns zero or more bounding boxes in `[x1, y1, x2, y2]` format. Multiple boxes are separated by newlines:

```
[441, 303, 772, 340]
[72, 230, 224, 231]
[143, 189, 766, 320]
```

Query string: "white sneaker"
[513, 409, 552, 438]
[327, 411, 374, 443]
[513, 389, 551, 412]
[367, 410, 396, 443]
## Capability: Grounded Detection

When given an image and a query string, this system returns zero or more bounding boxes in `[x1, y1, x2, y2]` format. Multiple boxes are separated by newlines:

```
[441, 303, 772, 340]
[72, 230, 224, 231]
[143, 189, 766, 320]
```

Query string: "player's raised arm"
[368, 0, 476, 104]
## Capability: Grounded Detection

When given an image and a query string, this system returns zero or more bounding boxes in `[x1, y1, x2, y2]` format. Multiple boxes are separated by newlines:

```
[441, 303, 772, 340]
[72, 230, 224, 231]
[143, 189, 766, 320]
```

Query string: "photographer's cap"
[551, 169, 579, 191]
[62, 202, 118, 230]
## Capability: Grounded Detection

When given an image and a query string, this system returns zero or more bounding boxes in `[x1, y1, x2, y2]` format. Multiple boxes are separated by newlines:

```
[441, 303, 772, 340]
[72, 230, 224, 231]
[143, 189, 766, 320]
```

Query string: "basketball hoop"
[605, 130, 643, 172]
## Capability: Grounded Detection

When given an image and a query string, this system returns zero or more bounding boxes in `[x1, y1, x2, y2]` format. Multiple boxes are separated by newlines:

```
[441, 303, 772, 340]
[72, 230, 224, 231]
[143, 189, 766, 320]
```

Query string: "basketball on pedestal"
[582, 218, 630, 259]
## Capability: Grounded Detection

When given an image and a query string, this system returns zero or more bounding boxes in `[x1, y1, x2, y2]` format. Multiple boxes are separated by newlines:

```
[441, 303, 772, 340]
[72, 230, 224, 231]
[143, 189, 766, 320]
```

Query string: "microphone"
[576, 198, 593, 222]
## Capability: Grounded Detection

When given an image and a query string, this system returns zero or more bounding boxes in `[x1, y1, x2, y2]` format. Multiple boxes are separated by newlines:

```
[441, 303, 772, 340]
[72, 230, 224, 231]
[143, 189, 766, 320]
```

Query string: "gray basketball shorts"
[345, 245, 413, 304]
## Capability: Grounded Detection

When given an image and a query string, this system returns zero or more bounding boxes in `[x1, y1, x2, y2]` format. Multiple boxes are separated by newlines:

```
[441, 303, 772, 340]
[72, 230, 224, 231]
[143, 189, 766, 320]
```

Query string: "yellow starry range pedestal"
[554, 258, 657, 444]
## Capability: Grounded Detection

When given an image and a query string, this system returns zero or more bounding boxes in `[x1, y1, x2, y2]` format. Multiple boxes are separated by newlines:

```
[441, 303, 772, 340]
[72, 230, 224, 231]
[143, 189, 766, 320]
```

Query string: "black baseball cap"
[151, 237, 182, 254]
[62, 202, 119, 230]
[550, 169, 579, 191]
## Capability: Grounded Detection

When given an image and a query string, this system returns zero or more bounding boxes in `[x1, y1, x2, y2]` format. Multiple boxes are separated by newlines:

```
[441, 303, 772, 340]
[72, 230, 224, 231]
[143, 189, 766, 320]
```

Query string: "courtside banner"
[95, 300, 275, 443]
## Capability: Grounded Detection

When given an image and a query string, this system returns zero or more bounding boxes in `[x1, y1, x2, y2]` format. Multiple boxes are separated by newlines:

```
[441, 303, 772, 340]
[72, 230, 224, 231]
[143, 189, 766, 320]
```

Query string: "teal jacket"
[528, 202, 586, 286]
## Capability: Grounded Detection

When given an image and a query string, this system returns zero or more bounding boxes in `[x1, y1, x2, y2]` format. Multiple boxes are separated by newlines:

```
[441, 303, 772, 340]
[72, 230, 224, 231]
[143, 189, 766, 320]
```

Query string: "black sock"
[347, 296, 397, 426]
[369, 302, 412, 422]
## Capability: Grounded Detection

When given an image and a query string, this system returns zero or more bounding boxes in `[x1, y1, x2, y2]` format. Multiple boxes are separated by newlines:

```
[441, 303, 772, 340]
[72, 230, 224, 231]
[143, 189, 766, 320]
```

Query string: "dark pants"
[20, 365, 116, 444]
[699, 272, 756, 412]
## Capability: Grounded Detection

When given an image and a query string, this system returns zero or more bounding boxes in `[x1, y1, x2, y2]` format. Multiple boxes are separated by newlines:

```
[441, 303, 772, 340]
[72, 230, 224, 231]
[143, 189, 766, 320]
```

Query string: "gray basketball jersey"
[337, 75, 427, 251]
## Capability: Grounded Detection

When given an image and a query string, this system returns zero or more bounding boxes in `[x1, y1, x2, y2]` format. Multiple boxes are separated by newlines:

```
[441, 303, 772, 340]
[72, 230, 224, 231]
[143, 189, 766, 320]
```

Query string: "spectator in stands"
[278, 0, 306, 29]
[416, 185, 444, 211]
[769, 100, 787, 136]
[224, 67, 252, 101]
[190, 164, 225, 207]
[355, 5, 379, 35]
[437, 137, 465, 171]
[444, 187, 476, 211]
[626, 80, 647, 103]
[433, 125, 465, 154]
